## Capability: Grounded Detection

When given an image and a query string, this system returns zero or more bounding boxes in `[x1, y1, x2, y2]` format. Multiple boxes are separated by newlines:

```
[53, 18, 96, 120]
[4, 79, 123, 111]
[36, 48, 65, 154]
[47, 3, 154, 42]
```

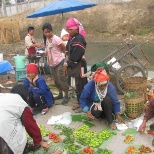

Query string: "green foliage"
[72, 114, 95, 127]
[124, 92, 135, 98]
[138, 26, 152, 36]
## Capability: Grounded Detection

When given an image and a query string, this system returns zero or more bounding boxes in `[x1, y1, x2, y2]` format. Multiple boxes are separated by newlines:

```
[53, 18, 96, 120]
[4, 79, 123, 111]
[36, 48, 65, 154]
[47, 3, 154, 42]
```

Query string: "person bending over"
[0, 84, 49, 154]
[79, 68, 125, 129]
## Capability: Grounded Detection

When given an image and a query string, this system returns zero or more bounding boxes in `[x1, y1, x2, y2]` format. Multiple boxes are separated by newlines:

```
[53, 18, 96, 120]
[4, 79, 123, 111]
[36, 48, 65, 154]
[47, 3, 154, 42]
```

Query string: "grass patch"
[137, 26, 153, 36]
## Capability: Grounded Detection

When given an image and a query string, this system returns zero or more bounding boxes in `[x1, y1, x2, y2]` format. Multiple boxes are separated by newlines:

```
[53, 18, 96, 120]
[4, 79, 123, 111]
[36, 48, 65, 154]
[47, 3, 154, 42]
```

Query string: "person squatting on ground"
[79, 68, 125, 130]
[23, 63, 54, 114]
[0, 84, 49, 154]
[138, 96, 154, 143]
[25, 26, 43, 56]
[42, 23, 69, 104]
[64, 18, 88, 107]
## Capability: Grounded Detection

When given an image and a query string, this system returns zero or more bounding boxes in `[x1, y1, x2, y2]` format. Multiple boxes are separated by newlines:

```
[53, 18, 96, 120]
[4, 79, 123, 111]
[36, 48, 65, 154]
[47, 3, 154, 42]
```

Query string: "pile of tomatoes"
[49, 132, 62, 143]
[126, 145, 153, 154]
[125, 146, 137, 154]
[80, 146, 95, 154]
[138, 145, 152, 153]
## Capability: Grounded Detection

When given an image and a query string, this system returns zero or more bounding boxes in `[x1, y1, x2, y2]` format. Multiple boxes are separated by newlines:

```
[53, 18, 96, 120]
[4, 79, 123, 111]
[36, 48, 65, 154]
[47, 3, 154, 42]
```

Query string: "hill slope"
[1, 0, 154, 42]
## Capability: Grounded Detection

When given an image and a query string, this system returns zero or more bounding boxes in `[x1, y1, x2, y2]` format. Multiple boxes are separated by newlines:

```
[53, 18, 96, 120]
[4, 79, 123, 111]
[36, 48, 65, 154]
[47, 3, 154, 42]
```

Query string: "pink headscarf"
[66, 18, 86, 38]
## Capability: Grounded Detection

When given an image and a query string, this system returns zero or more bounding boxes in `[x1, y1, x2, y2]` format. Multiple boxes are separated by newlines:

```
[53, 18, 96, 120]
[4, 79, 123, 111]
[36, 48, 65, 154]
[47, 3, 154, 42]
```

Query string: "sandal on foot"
[54, 93, 63, 100]
[74, 107, 83, 113]
[109, 123, 117, 130]
[61, 97, 69, 105]
[41, 107, 49, 115]
[72, 104, 80, 110]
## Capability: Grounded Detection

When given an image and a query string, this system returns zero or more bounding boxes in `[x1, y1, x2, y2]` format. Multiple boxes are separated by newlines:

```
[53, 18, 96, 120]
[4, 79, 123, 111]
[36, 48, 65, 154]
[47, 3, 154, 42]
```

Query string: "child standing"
[23, 63, 54, 114]
[42, 23, 69, 104]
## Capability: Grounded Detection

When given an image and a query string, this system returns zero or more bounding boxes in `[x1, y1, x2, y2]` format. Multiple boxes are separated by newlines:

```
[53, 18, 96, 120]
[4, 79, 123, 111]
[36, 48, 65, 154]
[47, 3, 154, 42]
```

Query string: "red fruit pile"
[126, 146, 137, 154]
[138, 145, 152, 153]
[80, 146, 95, 154]
[49, 133, 62, 143]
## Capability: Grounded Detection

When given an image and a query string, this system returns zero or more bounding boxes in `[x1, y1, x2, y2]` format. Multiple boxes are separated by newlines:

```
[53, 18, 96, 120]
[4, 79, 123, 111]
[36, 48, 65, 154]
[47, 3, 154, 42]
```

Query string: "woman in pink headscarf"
[64, 18, 88, 112]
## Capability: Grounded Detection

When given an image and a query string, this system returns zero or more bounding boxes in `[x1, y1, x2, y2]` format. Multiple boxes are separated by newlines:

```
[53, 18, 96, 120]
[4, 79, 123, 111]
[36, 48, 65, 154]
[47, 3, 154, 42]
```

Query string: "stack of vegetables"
[53, 125, 114, 153]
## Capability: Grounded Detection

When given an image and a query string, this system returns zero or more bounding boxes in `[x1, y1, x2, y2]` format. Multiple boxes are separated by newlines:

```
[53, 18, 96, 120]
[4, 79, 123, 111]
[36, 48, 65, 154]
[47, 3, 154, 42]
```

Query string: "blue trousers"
[28, 92, 48, 109]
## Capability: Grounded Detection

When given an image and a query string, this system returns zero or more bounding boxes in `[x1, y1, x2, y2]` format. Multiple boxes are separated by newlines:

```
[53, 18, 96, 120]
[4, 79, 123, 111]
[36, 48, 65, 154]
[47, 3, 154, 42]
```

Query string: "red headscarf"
[93, 68, 109, 83]
[26, 63, 38, 74]
[66, 18, 86, 38]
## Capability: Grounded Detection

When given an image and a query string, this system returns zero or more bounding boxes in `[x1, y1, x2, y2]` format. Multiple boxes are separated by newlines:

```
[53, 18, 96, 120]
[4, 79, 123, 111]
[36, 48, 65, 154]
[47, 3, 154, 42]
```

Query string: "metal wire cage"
[101, 44, 150, 93]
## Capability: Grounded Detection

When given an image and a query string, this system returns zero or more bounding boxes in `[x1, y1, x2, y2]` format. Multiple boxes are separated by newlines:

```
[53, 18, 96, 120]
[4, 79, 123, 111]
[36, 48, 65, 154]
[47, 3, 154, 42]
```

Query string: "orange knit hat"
[26, 63, 38, 74]
[93, 67, 109, 83]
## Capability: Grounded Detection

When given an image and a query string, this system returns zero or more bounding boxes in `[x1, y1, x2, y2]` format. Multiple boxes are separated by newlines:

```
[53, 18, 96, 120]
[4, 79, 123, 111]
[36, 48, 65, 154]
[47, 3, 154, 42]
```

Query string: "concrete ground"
[33, 71, 154, 154]
[34, 99, 154, 154]
[1, 72, 154, 154]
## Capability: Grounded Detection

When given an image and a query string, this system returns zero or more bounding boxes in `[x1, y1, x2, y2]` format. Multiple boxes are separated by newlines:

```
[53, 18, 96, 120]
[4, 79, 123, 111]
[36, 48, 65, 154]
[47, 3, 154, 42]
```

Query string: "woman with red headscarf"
[64, 18, 88, 108]
[79, 68, 125, 130]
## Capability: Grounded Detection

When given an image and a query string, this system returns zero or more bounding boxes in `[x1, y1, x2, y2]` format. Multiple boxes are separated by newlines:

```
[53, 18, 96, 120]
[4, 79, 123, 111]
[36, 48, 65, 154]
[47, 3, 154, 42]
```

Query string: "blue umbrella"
[27, 0, 96, 18]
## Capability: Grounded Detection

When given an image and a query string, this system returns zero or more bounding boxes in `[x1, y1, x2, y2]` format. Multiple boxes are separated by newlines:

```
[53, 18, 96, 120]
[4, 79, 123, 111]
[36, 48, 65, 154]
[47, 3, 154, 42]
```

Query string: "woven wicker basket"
[124, 94, 144, 119]
[124, 77, 147, 103]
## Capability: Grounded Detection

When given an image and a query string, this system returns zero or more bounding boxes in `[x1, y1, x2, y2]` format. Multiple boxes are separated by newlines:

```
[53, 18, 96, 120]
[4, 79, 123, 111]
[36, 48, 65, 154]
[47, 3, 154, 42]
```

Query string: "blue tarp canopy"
[27, 0, 96, 18]
[0, 61, 13, 74]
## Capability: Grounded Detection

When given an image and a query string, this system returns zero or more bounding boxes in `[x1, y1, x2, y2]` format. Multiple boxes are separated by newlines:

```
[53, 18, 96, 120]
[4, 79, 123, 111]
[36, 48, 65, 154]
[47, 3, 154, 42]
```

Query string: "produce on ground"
[152, 139, 154, 147]
[64, 144, 82, 151]
[39, 125, 51, 137]
[138, 145, 152, 153]
[124, 135, 134, 143]
[74, 125, 113, 147]
[80, 147, 112, 154]
[49, 132, 62, 143]
[80, 146, 95, 154]
[147, 130, 154, 136]
[126, 145, 153, 154]
[93, 148, 112, 154]
[59, 126, 74, 136]
[125, 146, 138, 154]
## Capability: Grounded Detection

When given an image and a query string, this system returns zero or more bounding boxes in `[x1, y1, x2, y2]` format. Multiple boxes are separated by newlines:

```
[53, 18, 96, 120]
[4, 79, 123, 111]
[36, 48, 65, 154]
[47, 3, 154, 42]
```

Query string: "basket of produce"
[124, 77, 147, 103]
[124, 92, 144, 119]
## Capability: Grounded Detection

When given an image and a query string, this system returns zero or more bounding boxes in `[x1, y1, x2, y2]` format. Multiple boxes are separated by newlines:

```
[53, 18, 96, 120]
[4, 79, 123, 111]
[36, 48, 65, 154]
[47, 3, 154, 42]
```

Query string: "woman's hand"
[116, 114, 125, 123]
[40, 141, 49, 149]
[138, 120, 146, 133]
[86, 111, 95, 120]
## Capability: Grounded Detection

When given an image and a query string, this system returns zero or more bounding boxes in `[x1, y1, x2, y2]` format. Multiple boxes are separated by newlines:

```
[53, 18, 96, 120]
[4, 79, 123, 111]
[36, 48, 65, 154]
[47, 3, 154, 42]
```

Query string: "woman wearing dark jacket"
[79, 68, 125, 129]
[64, 18, 88, 108]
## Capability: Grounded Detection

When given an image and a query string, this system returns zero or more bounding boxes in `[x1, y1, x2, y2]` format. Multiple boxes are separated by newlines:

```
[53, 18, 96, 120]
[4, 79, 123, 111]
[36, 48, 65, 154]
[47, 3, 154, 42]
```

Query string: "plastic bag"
[47, 112, 72, 126]
[115, 123, 128, 130]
